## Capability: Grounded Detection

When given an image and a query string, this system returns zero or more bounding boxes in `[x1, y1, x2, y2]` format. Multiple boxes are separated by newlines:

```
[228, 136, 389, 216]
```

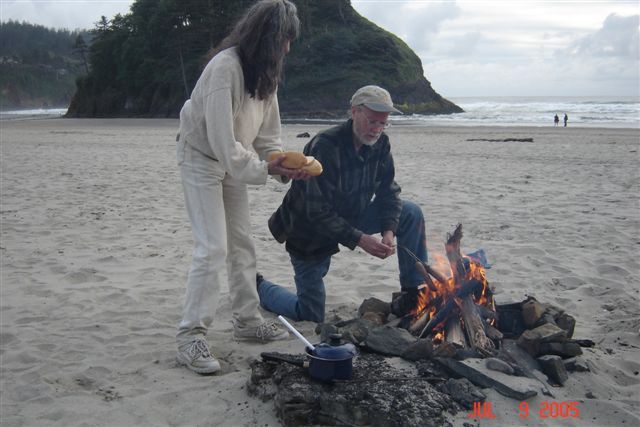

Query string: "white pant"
[176, 140, 263, 346]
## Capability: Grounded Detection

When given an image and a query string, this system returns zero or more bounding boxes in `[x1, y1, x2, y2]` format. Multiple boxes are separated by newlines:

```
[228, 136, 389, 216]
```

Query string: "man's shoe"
[176, 338, 221, 374]
[233, 320, 289, 342]
[256, 273, 265, 292]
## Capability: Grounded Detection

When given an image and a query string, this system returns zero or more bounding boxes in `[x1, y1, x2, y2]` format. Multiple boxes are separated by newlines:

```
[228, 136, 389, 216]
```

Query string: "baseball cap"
[350, 85, 402, 114]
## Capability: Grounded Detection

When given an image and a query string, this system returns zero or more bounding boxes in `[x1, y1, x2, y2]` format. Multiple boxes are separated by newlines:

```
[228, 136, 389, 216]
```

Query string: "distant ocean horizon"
[398, 95, 640, 129]
[2, 95, 639, 129]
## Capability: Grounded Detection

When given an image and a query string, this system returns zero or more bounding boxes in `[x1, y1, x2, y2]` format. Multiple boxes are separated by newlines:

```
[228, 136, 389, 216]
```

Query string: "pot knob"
[313, 334, 358, 359]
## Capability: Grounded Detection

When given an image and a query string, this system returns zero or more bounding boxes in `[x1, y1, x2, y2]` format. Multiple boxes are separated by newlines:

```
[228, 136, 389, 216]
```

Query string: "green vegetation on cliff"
[281, 0, 461, 116]
[0, 21, 89, 109]
[64, 0, 462, 118]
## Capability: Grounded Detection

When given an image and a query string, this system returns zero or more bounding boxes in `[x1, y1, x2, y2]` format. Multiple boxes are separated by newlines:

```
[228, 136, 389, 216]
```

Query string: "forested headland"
[0, 21, 90, 110]
[2, 0, 463, 118]
[68, 0, 462, 118]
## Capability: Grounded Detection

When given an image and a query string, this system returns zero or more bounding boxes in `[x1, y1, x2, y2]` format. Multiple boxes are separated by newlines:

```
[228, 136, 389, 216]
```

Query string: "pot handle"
[260, 352, 304, 367]
[277, 315, 316, 351]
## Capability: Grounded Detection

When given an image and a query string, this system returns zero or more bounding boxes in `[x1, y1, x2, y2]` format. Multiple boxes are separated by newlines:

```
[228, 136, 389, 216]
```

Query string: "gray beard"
[361, 138, 378, 146]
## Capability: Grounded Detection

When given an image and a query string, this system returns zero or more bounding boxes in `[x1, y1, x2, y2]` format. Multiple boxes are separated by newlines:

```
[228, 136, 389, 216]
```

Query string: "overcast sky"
[1, 0, 638, 97]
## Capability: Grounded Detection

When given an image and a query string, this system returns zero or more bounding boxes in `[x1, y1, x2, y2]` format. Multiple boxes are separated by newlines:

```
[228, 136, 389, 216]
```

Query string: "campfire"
[393, 224, 500, 355]
[250, 224, 594, 427]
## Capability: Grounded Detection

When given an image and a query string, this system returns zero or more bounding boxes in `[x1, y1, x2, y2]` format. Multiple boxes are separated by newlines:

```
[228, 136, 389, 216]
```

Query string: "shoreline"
[2, 114, 639, 131]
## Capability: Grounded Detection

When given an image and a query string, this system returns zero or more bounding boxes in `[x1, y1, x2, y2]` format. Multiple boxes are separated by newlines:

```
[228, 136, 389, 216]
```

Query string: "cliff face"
[279, 0, 462, 117]
[66, 0, 462, 118]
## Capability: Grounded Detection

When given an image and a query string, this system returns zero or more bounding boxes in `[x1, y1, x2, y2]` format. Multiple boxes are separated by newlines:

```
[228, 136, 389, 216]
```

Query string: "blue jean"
[259, 200, 427, 323]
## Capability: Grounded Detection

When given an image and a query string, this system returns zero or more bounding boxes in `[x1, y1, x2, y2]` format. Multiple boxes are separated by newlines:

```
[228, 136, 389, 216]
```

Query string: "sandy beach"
[1, 118, 638, 426]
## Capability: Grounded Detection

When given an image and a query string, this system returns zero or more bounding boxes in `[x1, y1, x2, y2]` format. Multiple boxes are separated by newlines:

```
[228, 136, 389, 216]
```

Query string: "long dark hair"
[207, 0, 300, 100]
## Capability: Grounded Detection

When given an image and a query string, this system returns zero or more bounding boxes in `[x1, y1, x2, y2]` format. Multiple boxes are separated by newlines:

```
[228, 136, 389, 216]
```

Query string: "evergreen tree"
[73, 35, 90, 74]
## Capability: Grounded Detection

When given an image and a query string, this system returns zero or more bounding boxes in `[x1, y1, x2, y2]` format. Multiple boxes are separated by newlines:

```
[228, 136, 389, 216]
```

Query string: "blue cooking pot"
[261, 334, 358, 381]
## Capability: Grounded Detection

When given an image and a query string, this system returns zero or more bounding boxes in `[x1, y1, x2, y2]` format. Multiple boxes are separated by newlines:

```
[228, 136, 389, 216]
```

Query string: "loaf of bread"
[301, 156, 323, 176]
[267, 151, 323, 176]
[267, 151, 308, 169]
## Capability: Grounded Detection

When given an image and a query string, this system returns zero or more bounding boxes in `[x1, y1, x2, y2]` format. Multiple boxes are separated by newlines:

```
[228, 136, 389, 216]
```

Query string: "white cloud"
[0, 0, 134, 31]
[563, 13, 639, 60]
[352, 0, 639, 96]
[437, 30, 483, 57]
[2, 0, 638, 96]
[353, 0, 461, 51]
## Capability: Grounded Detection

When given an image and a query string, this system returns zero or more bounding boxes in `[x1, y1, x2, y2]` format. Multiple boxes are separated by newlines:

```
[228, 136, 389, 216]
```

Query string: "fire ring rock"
[364, 325, 417, 357]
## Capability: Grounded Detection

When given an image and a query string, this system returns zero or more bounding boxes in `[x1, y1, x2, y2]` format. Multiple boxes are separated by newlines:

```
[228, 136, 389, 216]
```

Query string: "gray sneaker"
[176, 338, 221, 374]
[233, 320, 289, 342]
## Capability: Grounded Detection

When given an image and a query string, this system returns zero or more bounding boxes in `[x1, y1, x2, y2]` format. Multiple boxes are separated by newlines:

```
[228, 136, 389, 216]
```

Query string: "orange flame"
[411, 256, 492, 335]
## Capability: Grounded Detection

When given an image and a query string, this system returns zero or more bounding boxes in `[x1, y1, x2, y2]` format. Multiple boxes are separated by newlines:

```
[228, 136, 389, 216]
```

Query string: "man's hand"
[267, 156, 311, 180]
[358, 233, 395, 259]
[381, 230, 396, 256]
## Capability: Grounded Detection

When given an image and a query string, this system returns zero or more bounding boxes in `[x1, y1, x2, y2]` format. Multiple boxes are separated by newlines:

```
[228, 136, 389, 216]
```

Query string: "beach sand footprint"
[63, 268, 108, 284]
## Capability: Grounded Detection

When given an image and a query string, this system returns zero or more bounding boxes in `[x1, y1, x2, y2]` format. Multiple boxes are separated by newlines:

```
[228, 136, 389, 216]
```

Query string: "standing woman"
[176, 0, 303, 374]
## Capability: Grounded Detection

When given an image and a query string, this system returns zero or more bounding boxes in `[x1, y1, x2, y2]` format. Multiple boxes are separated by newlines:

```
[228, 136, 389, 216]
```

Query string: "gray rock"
[364, 325, 417, 357]
[539, 342, 582, 358]
[485, 357, 515, 375]
[538, 355, 569, 385]
[564, 357, 590, 372]
[555, 313, 576, 338]
[436, 357, 538, 401]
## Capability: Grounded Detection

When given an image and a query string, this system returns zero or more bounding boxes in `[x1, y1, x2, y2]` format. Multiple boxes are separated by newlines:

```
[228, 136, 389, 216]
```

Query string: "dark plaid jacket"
[268, 119, 402, 260]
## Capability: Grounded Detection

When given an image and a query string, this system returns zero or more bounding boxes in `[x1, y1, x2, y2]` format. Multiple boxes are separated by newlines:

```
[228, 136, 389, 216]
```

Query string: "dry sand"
[1, 118, 638, 426]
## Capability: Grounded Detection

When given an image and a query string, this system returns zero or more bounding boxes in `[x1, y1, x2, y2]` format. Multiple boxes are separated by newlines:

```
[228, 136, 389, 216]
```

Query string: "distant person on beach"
[258, 85, 428, 323]
[564, 113, 568, 127]
[554, 114, 559, 126]
[175, 0, 305, 374]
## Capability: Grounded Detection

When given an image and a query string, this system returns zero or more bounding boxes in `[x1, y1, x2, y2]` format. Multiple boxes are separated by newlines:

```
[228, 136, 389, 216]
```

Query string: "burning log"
[405, 293, 443, 334]
[415, 261, 438, 292]
[445, 224, 494, 353]
[445, 316, 467, 348]
[460, 295, 495, 352]
[414, 279, 483, 338]
[445, 224, 467, 285]
[425, 264, 448, 288]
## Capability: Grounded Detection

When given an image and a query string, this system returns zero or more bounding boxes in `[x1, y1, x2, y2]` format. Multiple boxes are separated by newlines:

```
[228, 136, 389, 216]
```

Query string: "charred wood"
[445, 317, 467, 348]
[460, 295, 495, 352]
[417, 279, 483, 338]
[415, 261, 439, 292]
[444, 224, 493, 352]
[425, 264, 448, 288]
[249, 353, 457, 427]
[445, 224, 467, 286]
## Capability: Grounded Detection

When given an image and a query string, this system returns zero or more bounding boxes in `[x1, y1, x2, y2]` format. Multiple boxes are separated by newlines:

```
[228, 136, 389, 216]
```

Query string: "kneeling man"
[259, 85, 428, 323]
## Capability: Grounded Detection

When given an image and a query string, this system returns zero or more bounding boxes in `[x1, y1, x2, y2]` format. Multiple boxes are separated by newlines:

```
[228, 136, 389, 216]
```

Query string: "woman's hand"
[267, 156, 311, 180]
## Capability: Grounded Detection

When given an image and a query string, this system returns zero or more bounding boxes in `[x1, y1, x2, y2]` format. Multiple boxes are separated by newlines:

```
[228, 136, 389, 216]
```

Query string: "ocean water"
[2, 97, 639, 129]
[395, 96, 640, 129]
[0, 107, 67, 120]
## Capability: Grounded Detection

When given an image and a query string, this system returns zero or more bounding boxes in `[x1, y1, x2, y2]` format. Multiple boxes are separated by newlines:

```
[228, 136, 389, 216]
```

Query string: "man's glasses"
[365, 117, 391, 129]
[358, 108, 391, 129]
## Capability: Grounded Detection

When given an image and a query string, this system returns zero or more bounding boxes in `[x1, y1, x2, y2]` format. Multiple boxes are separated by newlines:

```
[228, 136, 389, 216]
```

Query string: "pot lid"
[312, 334, 358, 360]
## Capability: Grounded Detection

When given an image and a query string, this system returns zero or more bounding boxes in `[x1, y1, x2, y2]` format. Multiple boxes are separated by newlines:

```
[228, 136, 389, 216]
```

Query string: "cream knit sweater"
[178, 47, 284, 185]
